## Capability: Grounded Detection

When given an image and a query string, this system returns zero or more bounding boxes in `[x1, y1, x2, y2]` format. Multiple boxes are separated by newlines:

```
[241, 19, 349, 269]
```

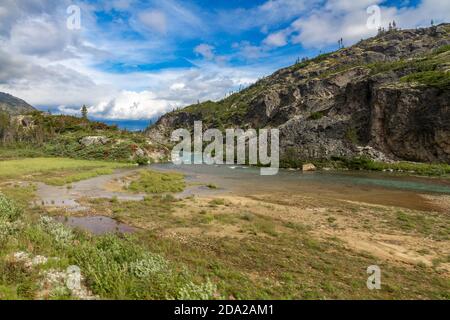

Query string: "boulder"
[302, 163, 317, 171]
[134, 147, 145, 157]
[79, 136, 110, 147]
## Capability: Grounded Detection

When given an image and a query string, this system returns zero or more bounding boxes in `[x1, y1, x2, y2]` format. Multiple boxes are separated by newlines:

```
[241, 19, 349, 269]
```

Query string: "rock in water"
[302, 163, 317, 171]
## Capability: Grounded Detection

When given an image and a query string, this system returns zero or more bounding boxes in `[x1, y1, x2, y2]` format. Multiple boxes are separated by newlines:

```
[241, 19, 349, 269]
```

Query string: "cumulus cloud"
[85, 90, 176, 120]
[260, 0, 450, 49]
[0, 0, 448, 122]
[263, 31, 288, 47]
[9, 16, 74, 56]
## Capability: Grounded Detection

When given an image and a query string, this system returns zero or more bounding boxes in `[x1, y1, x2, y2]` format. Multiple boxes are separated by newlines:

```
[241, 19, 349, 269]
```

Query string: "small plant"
[135, 156, 148, 166]
[38, 216, 74, 246]
[177, 279, 219, 300]
[129, 254, 169, 278]
[344, 127, 359, 144]
[309, 112, 324, 120]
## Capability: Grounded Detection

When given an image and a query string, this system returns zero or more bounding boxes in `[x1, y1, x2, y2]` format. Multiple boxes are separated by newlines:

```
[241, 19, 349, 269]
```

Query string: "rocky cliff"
[0, 92, 36, 115]
[147, 24, 450, 164]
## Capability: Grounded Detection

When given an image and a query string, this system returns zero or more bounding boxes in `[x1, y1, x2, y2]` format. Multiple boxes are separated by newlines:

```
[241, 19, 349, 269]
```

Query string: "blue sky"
[0, 0, 448, 120]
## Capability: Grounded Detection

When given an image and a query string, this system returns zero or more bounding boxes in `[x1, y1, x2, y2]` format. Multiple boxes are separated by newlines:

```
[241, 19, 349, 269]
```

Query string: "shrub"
[177, 279, 218, 300]
[0, 193, 22, 222]
[135, 156, 149, 166]
[280, 148, 303, 168]
[38, 216, 74, 246]
[129, 253, 169, 278]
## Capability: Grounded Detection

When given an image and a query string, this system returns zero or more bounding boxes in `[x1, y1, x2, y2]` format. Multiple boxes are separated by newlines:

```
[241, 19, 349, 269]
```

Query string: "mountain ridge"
[0, 92, 36, 115]
[146, 23, 450, 164]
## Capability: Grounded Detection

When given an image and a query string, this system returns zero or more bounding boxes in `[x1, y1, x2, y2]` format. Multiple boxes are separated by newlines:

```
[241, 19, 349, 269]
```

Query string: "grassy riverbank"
[280, 155, 450, 177]
[0, 157, 132, 186]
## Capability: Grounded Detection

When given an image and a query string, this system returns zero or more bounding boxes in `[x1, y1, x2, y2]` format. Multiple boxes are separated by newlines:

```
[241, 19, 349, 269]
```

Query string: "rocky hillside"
[0, 92, 36, 115]
[147, 24, 450, 164]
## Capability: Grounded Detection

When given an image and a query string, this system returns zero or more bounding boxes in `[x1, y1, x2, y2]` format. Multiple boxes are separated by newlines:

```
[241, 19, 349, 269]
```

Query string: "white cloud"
[262, 0, 450, 49]
[138, 9, 167, 34]
[194, 44, 215, 60]
[170, 82, 185, 90]
[86, 90, 176, 119]
[111, 0, 134, 11]
[263, 31, 288, 47]
[1, 0, 448, 122]
[232, 41, 267, 60]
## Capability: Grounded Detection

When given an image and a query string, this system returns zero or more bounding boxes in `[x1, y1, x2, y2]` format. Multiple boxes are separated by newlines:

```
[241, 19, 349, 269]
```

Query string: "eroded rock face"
[369, 86, 450, 162]
[146, 24, 450, 163]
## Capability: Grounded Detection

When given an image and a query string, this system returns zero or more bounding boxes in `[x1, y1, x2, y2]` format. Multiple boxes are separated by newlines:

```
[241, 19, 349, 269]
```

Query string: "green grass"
[127, 170, 185, 194]
[385, 210, 450, 241]
[434, 44, 450, 55]
[0, 147, 47, 160]
[0, 157, 132, 185]
[400, 71, 450, 89]
[341, 157, 450, 176]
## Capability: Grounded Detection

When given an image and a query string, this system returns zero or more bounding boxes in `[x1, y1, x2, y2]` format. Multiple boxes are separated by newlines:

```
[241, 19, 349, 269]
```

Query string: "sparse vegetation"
[309, 111, 324, 120]
[0, 112, 159, 164]
[344, 127, 359, 145]
[127, 170, 185, 194]
[401, 71, 450, 89]
[0, 158, 131, 185]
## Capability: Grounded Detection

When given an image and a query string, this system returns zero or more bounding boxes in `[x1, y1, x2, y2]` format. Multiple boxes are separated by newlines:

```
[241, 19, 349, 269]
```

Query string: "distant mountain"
[147, 23, 450, 163]
[0, 92, 36, 115]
